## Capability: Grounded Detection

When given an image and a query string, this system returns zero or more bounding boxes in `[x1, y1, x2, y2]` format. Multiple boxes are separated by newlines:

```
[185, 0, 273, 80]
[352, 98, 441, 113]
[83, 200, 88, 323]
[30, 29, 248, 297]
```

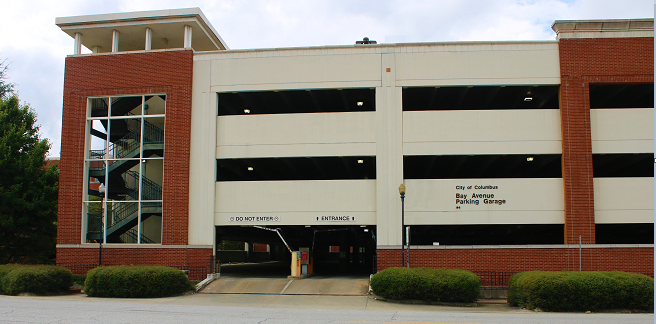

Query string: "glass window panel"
[85, 202, 103, 243]
[106, 201, 139, 243]
[89, 97, 109, 117]
[140, 202, 162, 244]
[145, 95, 166, 115]
[141, 159, 162, 201]
[110, 96, 143, 117]
[143, 118, 164, 157]
[88, 120, 108, 157]
[86, 173, 102, 202]
[108, 118, 141, 159]
[106, 162, 141, 203]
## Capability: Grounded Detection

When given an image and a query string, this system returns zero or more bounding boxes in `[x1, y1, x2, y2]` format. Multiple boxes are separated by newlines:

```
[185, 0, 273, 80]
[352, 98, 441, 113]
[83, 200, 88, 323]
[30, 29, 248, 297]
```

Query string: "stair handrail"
[119, 229, 155, 244]
[122, 171, 162, 201]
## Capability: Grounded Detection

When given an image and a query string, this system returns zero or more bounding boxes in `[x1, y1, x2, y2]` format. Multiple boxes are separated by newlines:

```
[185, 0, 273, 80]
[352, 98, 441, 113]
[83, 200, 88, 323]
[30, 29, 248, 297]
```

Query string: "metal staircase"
[87, 98, 164, 244]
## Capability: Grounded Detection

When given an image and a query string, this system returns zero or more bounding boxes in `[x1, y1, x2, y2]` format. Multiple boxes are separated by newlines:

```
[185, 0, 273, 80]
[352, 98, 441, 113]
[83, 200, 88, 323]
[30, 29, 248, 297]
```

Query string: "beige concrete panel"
[404, 179, 564, 225]
[210, 81, 380, 93]
[210, 54, 381, 87]
[403, 110, 562, 155]
[409, 211, 564, 225]
[395, 45, 560, 86]
[188, 59, 216, 246]
[215, 180, 376, 226]
[590, 108, 654, 153]
[404, 141, 561, 156]
[216, 112, 375, 153]
[594, 178, 654, 224]
[375, 54, 404, 246]
[217, 143, 376, 159]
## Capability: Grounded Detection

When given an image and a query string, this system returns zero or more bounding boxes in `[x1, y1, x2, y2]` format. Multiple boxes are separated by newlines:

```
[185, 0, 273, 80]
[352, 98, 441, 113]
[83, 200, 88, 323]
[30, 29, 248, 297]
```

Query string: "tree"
[0, 95, 58, 264]
[0, 58, 14, 98]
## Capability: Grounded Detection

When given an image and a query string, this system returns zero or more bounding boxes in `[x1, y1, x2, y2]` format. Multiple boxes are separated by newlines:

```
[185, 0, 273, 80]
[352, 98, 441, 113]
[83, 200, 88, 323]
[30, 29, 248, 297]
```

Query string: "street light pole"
[98, 183, 106, 267]
[398, 184, 406, 267]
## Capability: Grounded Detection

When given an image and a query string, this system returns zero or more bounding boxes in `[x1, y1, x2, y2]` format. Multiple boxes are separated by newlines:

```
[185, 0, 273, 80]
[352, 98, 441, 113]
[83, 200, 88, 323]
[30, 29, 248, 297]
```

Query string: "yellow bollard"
[291, 252, 298, 277]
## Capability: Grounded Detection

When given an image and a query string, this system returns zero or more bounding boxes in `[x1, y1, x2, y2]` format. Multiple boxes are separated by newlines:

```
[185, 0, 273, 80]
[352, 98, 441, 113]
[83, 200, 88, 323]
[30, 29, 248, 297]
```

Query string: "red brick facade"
[57, 247, 212, 280]
[56, 50, 205, 274]
[378, 247, 653, 279]
[558, 37, 654, 244]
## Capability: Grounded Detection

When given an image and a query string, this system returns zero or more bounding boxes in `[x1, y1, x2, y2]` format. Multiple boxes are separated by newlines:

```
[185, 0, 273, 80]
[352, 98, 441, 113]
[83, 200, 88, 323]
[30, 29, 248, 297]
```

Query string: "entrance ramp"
[282, 276, 369, 295]
[200, 276, 369, 296]
[201, 278, 290, 294]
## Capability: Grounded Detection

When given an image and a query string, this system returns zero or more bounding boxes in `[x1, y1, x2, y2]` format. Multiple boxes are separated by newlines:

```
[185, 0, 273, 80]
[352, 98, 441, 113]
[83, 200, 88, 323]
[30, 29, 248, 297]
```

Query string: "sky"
[0, 0, 653, 157]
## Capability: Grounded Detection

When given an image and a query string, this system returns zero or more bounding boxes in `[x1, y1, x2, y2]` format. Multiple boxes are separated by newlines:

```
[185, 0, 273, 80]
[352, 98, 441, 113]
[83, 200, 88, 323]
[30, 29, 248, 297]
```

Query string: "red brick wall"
[57, 50, 200, 268]
[558, 37, 654, 244]
[57, 247, 212, 280]
[378, 247, 654, 279]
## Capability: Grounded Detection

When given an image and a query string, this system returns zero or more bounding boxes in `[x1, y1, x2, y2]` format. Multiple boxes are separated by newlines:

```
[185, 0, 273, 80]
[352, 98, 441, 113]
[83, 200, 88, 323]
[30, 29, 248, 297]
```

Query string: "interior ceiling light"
[526, 157, 534, 162]
[244, 109, 250, 114]
[364, 229, 369, 232]
[357, 159, 364, 163]
[524, 97, 533, 102]
[247, 166, 254, 171]
[357, 101, 364, 106]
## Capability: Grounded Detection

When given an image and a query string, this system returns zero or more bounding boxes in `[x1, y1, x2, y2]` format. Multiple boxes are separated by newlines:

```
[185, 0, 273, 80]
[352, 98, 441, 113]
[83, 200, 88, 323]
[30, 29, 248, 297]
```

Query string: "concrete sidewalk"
[17, 292, 518, 313]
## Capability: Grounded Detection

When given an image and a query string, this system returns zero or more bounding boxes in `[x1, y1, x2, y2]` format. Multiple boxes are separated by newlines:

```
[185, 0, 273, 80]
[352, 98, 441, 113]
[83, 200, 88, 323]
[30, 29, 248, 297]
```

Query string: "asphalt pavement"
[0, 293, 653, 324]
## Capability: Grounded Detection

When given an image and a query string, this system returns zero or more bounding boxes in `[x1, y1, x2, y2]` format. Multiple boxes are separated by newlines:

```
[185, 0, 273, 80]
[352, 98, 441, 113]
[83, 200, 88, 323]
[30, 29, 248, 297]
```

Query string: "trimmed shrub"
[0, 264, 73, 295]
[508, 271, 654, 311]
[370, 267, 480, 303]
[84, 265, 194, 298]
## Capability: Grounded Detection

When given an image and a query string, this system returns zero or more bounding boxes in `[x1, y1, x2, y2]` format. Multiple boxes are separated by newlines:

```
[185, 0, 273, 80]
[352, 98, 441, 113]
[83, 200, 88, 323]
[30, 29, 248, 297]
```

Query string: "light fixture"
[247, 166, 254, 171]
[142, 159, 147, 163]
[524, 97, 533, 102]
[357, 101, 363, 106]
[357, 159, 364, 164]
[244, 109, 250, 114]
[364, 229, 369, 232]
[527, 157, 534, 162]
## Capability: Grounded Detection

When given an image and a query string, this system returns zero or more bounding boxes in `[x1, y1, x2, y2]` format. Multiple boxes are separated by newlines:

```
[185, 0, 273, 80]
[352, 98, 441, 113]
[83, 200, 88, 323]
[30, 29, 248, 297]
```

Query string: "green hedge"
[84, 265, 194, 298]
[370, 267, 480, 303]
[508, 271, 654, 311]
[0, 264, 73, 295]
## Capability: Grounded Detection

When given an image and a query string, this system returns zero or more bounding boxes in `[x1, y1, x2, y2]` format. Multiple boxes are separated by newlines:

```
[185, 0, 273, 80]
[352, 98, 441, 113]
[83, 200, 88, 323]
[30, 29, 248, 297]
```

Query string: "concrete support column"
[112, 30, 119, 52]
[184, 25, 192, 48]
[74, 33, 82, 55]
[376, 52, 403, 246]
[145, 27, 152, 50]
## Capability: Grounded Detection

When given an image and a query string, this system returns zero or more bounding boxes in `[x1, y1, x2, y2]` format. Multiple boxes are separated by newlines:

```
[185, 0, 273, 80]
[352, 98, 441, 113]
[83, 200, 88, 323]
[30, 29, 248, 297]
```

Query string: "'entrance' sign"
[315, 216, 356, 222]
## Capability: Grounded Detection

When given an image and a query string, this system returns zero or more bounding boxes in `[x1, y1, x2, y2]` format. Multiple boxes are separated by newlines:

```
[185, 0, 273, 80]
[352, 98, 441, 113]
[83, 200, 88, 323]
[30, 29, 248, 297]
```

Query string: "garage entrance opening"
[215, 225, 376, 277]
